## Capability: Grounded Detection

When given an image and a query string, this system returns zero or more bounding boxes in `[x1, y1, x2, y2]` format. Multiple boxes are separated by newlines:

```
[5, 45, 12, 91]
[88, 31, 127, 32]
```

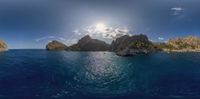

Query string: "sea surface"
[0, 50, 200, 99]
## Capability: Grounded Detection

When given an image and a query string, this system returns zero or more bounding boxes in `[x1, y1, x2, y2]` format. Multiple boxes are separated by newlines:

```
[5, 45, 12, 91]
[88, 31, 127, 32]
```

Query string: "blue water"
[0, 50, 200, 99]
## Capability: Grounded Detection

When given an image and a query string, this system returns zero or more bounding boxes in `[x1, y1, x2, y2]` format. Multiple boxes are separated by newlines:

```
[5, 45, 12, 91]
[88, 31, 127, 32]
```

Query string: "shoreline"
[3, 49, 200, 54]
[0, 49, 8, 52]
[163, 49, 200, 53]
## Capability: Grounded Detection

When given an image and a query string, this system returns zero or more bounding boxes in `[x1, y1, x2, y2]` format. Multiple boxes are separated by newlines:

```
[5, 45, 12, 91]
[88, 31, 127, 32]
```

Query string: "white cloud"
[35, 37, 48, 42]
[149, 39, 153, 42]
[85, 25, 131, 40]
[171, 7, 184, 15]
[65, 39, 78, 45]
[43, 24, 132, 46]
[73, 29, 82, 35]
[67, 24, 132, 44]
[58, 37, 67, 41]
[171, 7, 183, 11]
[49, 36, 55, 39]
[35, 36, 67, 42]
[158, 37, 164, 41]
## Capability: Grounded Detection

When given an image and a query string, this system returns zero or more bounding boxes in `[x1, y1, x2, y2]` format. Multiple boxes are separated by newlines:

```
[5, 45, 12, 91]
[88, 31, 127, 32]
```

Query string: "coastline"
[0, 49, 8, 52]
[163, 49, 200, 53]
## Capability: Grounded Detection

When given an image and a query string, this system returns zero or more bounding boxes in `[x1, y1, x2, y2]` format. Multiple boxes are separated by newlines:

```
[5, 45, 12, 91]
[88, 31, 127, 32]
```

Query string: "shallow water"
[0, 50, 200, 99]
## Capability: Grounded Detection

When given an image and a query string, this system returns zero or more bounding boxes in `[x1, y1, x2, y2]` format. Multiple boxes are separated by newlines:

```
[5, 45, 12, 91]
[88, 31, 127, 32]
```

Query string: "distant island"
[46, 35, 110, 51]
[69, 35, 110, 51]
[46, 35, 200, 56]
[46, 34, 160, 56]
[158, 36, 200, 52]
[1, 35, 200, 55]
[110, 34, 160, 56]
[46, 40, 68, 51]
[0, 40, 7, 52]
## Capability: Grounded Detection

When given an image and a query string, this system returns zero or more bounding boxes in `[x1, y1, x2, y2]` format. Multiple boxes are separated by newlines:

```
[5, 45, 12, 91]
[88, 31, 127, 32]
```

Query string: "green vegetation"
[160, 36, 200, 51]
[129, 42, 151, 49]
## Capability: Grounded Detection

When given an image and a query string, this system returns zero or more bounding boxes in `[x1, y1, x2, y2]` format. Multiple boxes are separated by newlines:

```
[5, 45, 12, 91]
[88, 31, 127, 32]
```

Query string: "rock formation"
[45, 34, 160, 56]
[163, 36, 200, 52]
[46, 40, 68, 51]
[111, 34, 159, 56]
[46, 35, 110, 51]
[0, 40, 7, 52]
[69, 35, 110, 51]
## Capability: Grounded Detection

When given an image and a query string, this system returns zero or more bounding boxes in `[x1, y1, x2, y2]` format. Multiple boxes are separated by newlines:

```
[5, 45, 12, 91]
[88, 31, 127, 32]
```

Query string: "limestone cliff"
[46, 40, 68, 51]
[69, 35, 110, 51]
[0, 40, 7, 52]
[111, 34, 159, 56]
[163, 36, 200, 52]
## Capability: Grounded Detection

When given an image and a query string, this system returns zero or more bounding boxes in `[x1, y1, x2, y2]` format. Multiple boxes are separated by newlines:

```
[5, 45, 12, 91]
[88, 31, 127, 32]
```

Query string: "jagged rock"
[69, 44, 80, 51]
[46, 40, 68, 51]
[0, 40, 7, 52]
[111, 34, 158, 56]
[69, 35, 110, 51]
[163, 36, 200, 52]
[45, 34, 160, 56]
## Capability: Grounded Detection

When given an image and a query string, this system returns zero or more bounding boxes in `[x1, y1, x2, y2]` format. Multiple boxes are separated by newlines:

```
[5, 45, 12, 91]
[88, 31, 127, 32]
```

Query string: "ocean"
[0, 50, 200, 99]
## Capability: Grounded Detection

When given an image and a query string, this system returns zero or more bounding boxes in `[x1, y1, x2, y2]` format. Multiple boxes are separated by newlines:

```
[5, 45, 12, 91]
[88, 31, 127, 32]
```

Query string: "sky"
[0, 0, 200, 49]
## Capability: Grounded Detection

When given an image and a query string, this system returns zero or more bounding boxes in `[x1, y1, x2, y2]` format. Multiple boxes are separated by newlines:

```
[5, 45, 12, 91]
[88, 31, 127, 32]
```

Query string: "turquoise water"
[0, 50, 200, 99]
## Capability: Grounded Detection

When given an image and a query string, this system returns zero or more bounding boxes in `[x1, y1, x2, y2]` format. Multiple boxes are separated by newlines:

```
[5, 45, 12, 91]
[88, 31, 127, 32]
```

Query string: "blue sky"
[0, 0, 200, 49]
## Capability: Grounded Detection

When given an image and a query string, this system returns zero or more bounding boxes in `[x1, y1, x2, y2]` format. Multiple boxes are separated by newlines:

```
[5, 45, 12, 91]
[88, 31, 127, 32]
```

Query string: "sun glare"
[95, 23, 106, 32]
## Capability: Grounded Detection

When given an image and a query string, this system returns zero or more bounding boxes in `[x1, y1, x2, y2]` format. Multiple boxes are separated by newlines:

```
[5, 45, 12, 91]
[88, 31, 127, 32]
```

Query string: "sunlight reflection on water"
[1, 51, 200, 98]
[61, 52, 134, 95]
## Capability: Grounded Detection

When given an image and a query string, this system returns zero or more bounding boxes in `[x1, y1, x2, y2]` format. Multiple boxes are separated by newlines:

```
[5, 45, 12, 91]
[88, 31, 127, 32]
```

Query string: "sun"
[95, 23, 106, 32]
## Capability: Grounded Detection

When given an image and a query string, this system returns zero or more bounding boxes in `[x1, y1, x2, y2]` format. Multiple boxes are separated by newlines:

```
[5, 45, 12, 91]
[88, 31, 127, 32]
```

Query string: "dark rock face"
[45, 34, 159, 56]
[111, 34, 159, 56]
[46, 40, 68, 51]
[0, 40, 7, 52]
[70, 35, 110, 51]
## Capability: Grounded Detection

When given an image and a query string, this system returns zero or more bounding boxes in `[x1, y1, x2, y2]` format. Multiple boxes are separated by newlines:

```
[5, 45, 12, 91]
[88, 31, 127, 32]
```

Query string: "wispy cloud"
[36, 25, 132, 46]
[171, 7, 184, 15]
[85, 25, 131, 40]
[67, 24, 132, 44]
[158, 37, 164, 41]
[73, 29, 82, 35]
[35, 36, 67, 42]
[65, 39, 78, 45]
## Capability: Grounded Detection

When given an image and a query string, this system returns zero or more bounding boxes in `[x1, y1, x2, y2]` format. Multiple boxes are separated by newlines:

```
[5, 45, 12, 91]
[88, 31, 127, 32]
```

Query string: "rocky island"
[110, 34, 160, 56]
[161, 36, 200, 52]
[46, 35, 110, 51]
[0, 40, 8, 52]
[46, 34, 160, 56]
[46, 40, 68, 51]
[69, 35, 110, 51]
